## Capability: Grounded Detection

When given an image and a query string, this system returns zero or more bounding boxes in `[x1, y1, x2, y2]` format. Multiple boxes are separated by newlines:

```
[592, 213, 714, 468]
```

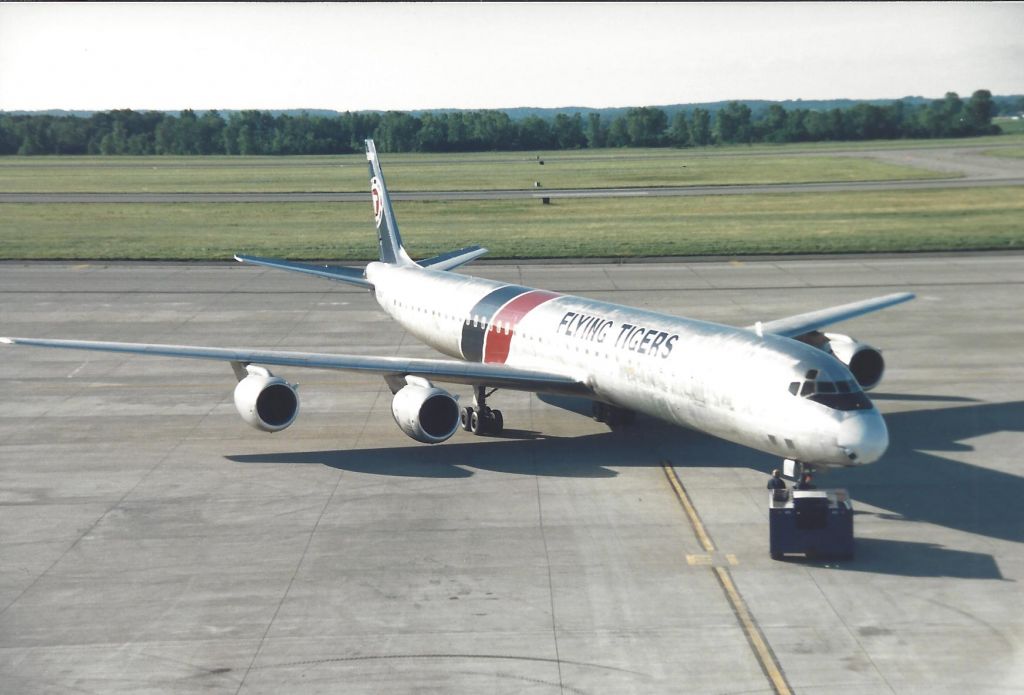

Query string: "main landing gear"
[461, 385, 504, 436]
[591, 400, 636, 426]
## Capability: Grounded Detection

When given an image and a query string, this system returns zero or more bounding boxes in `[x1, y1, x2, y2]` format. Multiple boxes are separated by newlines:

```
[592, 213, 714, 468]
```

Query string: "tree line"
[0, 90, 1001, 156]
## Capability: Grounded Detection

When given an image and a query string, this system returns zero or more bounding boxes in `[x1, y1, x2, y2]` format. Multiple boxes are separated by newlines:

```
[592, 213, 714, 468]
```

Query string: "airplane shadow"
[227, 398, 1024, 554]
[868, 392, 980, 403]
[228, 429, 638, 479]
[826, 400, 1024, 546]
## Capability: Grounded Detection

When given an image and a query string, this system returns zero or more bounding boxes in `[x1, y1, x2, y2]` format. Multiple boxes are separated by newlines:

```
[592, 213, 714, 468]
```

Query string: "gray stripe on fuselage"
[460, 285, 531, 361]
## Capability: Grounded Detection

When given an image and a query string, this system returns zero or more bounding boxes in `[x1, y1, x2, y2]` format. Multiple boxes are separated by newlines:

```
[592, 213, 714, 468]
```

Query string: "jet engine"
[391, 377, 461, 444]
[797, 331, 886, 391]
[233, 365, 299, 432]
[824, 333, 886, 391]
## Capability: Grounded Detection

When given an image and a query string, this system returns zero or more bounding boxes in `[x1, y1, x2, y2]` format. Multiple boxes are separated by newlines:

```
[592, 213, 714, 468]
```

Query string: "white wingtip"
[0, 337, 14, 344]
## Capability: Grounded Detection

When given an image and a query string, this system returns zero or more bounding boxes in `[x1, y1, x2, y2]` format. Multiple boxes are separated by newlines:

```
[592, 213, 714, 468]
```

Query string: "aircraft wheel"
[491, 409, 504, 433]
[469, 409, 484, 435]
[461, 406, 474, 432]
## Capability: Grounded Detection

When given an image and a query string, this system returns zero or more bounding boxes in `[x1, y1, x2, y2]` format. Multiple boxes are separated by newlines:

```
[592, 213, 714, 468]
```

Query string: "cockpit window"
[790, 374, 872, 410]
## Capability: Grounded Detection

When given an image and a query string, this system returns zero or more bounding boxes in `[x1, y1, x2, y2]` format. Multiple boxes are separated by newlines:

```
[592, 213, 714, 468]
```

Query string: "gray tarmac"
[1, 255, 1023, 694]
[3, 144, 1023, 203]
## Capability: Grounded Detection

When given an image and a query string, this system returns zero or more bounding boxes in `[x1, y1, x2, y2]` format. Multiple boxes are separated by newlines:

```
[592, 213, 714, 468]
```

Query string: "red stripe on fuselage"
[483, 290, 561, 364]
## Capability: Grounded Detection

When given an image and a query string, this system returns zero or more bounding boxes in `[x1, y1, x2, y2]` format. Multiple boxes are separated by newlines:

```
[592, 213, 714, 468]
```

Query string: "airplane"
[2, 140, 913, 477]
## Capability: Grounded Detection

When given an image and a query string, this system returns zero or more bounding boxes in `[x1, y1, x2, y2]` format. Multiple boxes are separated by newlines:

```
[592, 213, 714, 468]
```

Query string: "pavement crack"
[535, 468, 565, 694]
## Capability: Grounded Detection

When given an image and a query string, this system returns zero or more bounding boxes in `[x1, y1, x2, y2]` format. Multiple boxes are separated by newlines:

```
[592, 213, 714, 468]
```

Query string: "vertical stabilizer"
[366, 139, 415, 266]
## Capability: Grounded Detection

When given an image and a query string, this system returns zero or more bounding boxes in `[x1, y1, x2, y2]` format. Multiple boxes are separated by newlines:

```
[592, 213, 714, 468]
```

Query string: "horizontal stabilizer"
[234, 255, 373, 288]
[755, 292, 915, 338]
[418, 245, 489, 271]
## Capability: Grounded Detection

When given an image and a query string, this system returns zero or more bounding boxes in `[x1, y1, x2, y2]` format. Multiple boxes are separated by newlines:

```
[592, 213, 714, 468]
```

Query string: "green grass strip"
[0, 152, 951, 193]
[1, 187, 1021, 260]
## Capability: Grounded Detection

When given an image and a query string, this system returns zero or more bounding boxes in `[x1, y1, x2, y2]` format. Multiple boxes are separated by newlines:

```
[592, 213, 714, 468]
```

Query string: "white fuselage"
[366, 262, 888, 468]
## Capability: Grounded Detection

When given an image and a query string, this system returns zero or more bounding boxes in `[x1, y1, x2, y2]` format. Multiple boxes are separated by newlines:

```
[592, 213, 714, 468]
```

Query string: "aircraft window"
[837, 381, 851, 393]
[818, 381, 836, 393]
[805, 369, 819, 380]
[800, 381, 815, 396]
[788, 382, 799, 396]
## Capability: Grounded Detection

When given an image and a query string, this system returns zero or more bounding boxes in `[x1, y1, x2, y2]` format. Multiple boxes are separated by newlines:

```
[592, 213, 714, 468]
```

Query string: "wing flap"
[1, 337, 588, 395]
[754, 292, 915, 338]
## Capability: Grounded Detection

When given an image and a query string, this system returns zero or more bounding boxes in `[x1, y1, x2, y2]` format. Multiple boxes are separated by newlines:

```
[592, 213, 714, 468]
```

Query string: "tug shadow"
[819, 538, 1006, 580]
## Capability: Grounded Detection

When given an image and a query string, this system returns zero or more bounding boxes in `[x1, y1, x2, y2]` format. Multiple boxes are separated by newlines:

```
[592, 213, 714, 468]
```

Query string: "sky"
[1, 2, 1022, 112]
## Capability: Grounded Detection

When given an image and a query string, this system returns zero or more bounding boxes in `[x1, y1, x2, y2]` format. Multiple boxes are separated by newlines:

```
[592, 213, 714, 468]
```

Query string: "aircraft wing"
[234, 255, 373, 289]
[754, 292, 915, 338]
[0, 336, 589, 395]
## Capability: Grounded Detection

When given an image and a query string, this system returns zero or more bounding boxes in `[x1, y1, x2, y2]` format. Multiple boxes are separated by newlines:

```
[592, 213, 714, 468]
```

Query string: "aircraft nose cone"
[837, 411, 889, 464]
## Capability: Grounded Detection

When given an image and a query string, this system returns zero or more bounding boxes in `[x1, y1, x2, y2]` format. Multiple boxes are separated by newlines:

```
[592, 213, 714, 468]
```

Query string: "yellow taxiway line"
[662, 461, 792, 695]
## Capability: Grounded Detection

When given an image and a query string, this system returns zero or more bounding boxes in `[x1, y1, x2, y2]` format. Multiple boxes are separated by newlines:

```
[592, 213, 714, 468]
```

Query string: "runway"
[2, 144, 1022, 203]
[1, 255, 1023, 693]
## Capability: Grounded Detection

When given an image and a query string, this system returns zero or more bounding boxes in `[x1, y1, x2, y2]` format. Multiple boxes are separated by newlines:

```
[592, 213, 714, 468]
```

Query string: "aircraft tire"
[469, 409, 484, 435]
[492, 409, 504, 433]
[461, 406, 474, 432]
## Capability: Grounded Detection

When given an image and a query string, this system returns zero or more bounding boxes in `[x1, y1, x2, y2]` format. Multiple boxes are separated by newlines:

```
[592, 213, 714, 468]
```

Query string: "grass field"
[983, 147, 1024, 159]
[994, 118, 1024, 135]
[0, 152, 954, 193]
[2, 187, 1020, 260]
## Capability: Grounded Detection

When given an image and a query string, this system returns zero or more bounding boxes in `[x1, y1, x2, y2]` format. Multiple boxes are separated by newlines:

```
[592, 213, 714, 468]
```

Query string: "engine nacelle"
[233, 366, 299, 432]
[822, 332, 885, 391]
[391, 380, 460, 444]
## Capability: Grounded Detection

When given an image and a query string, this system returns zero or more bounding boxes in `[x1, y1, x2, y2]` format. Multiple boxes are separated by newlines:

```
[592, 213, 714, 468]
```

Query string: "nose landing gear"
[783, 458, 814, 481]
[461, 385, 504, 436]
